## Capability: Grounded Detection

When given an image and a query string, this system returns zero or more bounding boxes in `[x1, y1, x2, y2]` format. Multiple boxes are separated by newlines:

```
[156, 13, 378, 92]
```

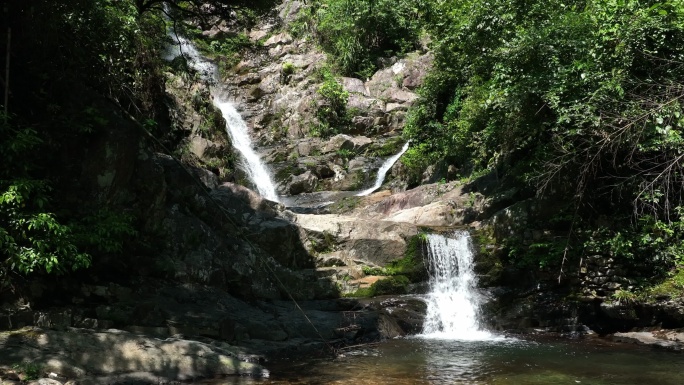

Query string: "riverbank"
[2, 323, 682, 385]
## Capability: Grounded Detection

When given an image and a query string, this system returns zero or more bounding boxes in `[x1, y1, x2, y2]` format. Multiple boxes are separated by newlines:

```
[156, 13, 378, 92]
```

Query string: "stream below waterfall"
[203, 336, 684, 384]
[201, 230, 684, 384]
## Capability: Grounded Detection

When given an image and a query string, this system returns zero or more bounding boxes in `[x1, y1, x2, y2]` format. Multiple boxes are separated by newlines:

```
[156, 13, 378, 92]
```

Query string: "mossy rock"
[373, 275, 410, 295]
[471, 227, 505, 286]
[391, 234, 428, 282]
[344, 275, 411, 298]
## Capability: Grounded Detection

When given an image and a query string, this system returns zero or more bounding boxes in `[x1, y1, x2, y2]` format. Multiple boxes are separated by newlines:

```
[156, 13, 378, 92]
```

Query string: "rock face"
[0, 327, 267, 383]
[611, 330, 684, 352]
[292, 213, 419, 267]
[212, 1, 432, 196]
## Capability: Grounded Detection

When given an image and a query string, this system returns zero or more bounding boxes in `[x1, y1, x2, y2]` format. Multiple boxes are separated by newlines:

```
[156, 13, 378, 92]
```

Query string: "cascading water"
[213, 100, 280, 202]
[356, 141, 410, 196]
[162, 17, 279, 202]
[162, 8, 218, 82]
[421, 231, 494, 340]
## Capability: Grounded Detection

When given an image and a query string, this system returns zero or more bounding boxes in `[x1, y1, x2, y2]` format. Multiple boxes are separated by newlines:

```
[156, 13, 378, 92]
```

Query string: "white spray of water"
[162, 19, 218, 82]
[213, 99, 280, 202]
[356, 141, 410, 196]
[420, 231, 495, 340]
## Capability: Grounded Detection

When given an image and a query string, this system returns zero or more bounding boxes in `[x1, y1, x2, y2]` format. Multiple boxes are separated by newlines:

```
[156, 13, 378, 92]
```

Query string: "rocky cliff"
[2, 1, 684, 384]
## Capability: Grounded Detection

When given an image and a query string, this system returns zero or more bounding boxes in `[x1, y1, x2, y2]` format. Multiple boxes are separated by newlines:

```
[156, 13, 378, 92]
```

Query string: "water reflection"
[201, 337, 684, 385]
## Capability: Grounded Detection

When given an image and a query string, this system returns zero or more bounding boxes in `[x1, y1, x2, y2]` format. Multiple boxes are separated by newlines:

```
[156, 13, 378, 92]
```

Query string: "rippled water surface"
[209, 336, 684, 385]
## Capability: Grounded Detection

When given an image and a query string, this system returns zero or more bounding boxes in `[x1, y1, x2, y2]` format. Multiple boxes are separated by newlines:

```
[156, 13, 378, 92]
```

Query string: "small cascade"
[162, 12, 218, 82]
[356, 141, 410, 196]
[421, 231, 494, 340]
[213, 99, 280, 202]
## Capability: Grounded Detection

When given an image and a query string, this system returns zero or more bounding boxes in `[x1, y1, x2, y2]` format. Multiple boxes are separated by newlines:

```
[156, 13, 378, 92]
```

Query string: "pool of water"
[210, 335, 684, 384]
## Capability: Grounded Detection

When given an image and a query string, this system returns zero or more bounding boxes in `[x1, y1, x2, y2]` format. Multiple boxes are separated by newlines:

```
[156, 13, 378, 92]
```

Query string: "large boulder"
[292, 213, 419, 266]
[284, 170, 319, 195]
[322, 134, 373, 154]
[0, 327, 267, 382]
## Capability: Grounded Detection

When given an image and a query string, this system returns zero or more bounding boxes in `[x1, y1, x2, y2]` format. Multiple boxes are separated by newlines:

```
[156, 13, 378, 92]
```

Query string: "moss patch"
[642, 268, 684, 301]
[471, 227, 504, 286]
[360, 234, 427, 282]
[328, 196, 361, 214]
[343, 275, 411, 298]
[373, 275, 410, 295]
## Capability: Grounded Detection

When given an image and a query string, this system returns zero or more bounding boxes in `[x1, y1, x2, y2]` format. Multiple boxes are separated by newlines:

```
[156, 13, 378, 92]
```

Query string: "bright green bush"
[402, 0, 684, 273]
[314, 68, 350, 136]
[311, 0, 431, 77]
[0, 119, 90, 281]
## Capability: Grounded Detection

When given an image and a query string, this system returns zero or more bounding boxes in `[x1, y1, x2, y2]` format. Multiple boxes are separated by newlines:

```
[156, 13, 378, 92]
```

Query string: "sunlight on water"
[213, 99, 280, 202]
[420, 232, 498, 341]
[356, 142, 410, 196]
[213, 337, 684, 385]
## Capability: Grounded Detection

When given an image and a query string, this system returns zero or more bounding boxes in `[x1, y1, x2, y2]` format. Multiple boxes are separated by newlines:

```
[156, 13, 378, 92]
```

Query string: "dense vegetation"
[293, 0, 432, 78]
[0, 0, 162, 289]
[3, 0, 684, 299]
[403, 0, 684, 289]
[306, 0, 684, 292]
[0, 0, 273, 290]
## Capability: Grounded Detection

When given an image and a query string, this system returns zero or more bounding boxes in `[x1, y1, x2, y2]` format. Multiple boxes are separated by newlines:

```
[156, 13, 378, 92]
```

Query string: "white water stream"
[356, 141, 410, 196]
[163, 21, 279, 202]
[213, 99, 280, 202]
[421, 231, 495, 340]
[163, 18, 219, 82]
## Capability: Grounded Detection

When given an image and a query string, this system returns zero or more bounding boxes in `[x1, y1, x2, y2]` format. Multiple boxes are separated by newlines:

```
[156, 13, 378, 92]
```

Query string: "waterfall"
[356, 141, 410, 196]
[162, 10, 218, 82]
[213, 99, 280, 202]
[421, 231, 494, 340]
[162, 17, 279, 202]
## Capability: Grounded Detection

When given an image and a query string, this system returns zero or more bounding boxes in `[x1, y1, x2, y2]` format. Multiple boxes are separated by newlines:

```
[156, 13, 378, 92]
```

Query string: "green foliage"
[343, 286, 375, 298]
[282, 62, 296, 75]
[314, 68, 350, 136]
[343, 275, 411, 298]
[184, 30, 255, 75]
[336, 148, 354, 161]
[400, 0, 684, 275]
[612, 289, 638, 305]
[281, 62, 296, 84]
[288, 4, 316, 38]
[0, 118, 91, 281]
[310, 0, 431, 76]
[329, 196, 361, 214]
[309, 231, 336, 254]
[71, 210, 137, 254]
[12, 361, 42, 381]
[399, 143, 439, 186]
[367, 137, 405, 157]
[646, 268, 684, 299]
[405, 0, 684, 194]
[373, 275, 411, 295]
[584, 208, 684, 275]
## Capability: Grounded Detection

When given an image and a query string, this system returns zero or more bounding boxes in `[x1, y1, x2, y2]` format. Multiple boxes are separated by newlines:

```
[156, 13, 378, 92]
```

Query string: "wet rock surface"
[611, 330, 684, 352]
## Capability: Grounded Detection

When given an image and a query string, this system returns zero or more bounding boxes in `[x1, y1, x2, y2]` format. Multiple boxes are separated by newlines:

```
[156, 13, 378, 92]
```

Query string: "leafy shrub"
[0, 119, 90, 282]
[314, 68, 349, 136]
[311, 0, 430, 76]
[12, 361, 42, 381]
[401, 0, 684, 273]
[282, 62, 296, 75]
[612, 289, 638, 305]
